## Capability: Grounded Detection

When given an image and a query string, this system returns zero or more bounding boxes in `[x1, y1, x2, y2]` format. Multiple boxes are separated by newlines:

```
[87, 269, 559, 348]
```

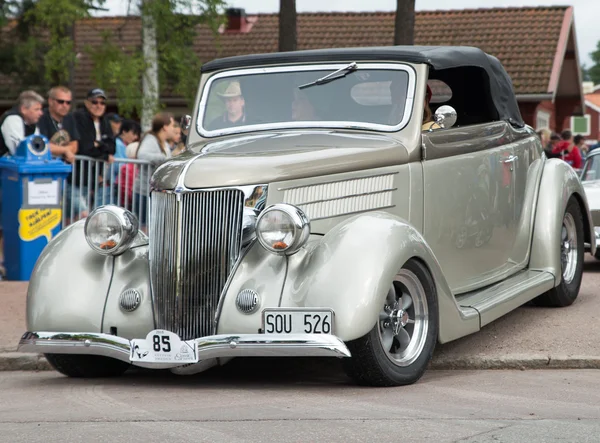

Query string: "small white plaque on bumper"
[130, 330, 198, 364]
[262, 309, 334, 335]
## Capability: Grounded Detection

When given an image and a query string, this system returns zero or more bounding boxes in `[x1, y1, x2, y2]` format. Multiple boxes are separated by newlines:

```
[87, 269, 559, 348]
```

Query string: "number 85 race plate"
[262, 308, 334, 335]
[130, 330, 198, 364]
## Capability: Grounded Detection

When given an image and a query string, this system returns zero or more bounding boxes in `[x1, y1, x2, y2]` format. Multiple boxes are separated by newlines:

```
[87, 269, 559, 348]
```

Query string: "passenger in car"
[291, 89, 319, 121]
[422, 84, 441, 131]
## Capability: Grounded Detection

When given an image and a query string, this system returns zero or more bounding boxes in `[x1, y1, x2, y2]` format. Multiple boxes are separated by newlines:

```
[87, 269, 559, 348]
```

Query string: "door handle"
[501, 155, 518, 163]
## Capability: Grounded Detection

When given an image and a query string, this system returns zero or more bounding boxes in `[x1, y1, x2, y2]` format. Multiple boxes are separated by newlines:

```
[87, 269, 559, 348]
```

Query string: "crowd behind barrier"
[62, 155, 154, 228]
[0, 86, 187, 278]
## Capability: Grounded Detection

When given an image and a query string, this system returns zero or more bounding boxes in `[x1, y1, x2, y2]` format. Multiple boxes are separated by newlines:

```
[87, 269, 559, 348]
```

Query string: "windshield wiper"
[298, 62, 358, 90]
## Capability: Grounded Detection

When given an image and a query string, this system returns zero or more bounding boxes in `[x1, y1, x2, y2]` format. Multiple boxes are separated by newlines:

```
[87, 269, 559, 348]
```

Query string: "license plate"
[130, 329, 199, 364]
[262, 309, 334, 334]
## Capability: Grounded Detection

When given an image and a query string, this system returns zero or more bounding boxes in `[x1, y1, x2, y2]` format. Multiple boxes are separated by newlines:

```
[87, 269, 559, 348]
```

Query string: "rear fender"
[529, 159, 596, 282]
[280, 212, 479, 343]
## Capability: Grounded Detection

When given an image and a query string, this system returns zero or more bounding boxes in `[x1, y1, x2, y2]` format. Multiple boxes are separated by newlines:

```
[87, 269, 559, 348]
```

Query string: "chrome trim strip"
[18, 331, 351, 367]
[196, 63, 417, 138]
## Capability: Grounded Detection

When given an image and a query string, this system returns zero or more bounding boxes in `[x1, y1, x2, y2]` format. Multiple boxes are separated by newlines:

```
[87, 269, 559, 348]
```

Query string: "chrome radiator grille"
[149, 190, 244, 340]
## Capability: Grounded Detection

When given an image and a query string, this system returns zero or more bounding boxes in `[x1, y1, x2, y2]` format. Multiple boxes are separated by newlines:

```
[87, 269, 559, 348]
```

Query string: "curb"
[0, 353, 51, 371]
[430, 354, 600, 370]
[1, 352, 600, 372]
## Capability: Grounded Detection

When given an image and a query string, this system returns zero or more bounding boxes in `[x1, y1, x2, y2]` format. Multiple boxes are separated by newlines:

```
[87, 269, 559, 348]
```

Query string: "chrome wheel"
[377, 269, 429, 367]
[561, 212, 578, 284]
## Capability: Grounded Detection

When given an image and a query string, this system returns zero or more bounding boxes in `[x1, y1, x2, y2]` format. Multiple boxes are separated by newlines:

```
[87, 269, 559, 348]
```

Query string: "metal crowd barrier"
[61, 155, 154, 228]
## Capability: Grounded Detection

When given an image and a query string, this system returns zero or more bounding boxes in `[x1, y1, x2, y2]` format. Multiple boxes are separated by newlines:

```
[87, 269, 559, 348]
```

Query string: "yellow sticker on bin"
[18, 208, 62, 242]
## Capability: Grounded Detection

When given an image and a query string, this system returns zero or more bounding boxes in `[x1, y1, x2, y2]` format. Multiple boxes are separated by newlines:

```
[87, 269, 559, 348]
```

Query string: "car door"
[505, 129, 543, 268]
[421, 122, 520, 294]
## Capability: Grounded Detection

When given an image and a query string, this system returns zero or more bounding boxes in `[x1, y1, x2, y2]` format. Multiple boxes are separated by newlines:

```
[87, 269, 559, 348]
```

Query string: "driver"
[210, 81, 246, 129]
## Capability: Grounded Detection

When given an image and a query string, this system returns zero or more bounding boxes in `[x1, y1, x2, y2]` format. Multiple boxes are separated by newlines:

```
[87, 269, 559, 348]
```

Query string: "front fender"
[281, 212, 479, 343]
[529, 159, 596, 281]
[27, 220, 113, 332]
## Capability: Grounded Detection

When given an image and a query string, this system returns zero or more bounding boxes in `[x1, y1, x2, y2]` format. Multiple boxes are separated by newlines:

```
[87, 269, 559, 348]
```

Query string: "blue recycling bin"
[0, 135, 72, 280]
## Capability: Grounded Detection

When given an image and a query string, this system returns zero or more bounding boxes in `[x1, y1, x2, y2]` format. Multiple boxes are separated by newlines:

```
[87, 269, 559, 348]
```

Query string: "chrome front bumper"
[18, 331, 351, 369]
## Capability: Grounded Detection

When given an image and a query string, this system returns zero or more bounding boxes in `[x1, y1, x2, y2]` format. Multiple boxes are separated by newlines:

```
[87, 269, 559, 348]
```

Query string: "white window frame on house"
[535, 110, 551, 130]
[570, 114, 591, 136]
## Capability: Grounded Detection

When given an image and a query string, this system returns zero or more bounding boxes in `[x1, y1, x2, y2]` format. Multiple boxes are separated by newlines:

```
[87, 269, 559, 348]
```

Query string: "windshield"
[198, 63, 414, 136]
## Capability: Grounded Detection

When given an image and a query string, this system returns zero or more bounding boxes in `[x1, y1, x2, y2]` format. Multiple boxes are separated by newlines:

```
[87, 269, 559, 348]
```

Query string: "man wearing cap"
[72, 88, 116, 209]
[210, 81, 246, 130]
[74, 88, 115, 161]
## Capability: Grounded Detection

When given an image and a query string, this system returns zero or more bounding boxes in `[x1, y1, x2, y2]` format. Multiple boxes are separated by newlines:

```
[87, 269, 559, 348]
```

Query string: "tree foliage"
[89, 0, 225, 117]
[0, 0, 225, 117]
[0, 0, 106, 93]
[589, 40, 600, 85]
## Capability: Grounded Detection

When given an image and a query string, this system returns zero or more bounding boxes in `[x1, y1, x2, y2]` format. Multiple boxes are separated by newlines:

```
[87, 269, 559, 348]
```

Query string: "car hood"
[151, 130, 410, 190]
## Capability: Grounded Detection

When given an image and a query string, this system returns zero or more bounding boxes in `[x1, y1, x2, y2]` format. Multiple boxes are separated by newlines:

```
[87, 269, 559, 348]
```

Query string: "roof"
[201, 45, 524, 127]
[0, 6, 571, 102]
[586, 93, 600, 113]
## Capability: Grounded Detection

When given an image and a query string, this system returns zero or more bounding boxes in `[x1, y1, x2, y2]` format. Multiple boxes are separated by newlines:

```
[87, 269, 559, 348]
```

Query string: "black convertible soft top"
[201, 45, 524, 127]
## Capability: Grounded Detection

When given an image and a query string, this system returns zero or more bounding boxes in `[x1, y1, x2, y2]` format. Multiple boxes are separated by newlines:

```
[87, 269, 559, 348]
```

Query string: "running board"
[455, 270, 555, 329]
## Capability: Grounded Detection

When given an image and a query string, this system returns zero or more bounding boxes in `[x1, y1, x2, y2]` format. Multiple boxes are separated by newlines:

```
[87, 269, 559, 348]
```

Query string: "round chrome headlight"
[256, 204, 310, 255]
[84, 205, 139, 256]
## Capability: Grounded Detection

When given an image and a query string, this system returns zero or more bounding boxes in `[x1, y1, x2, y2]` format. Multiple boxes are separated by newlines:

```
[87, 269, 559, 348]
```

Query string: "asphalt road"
[1, 366, 600, 443]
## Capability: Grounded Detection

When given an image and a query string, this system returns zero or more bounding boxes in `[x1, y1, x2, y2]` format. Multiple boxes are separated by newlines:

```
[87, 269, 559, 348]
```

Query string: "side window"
[428, 66, 499, 127]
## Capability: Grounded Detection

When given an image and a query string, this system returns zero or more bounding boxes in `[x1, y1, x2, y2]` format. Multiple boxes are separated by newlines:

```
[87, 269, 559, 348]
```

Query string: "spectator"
[133, 112, 177, 226]
[73, 88, 116, 207]
[0, 90, 43, 278]
[169, 121, 186, 156]
[105, 119, 141, 204]
[106, 113, 122, 137]
[546, 133, 563, 159]
[0, 90, 44, 157]
[115, 119, 141, 159]
[117, 140, 140, 211]
[38, 86, 80, 164]
[574, 135, 588, 159]
[552, 130, 582, 169]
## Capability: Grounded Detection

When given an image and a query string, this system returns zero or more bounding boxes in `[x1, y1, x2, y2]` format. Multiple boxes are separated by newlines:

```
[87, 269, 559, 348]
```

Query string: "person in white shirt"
[0, 90, 44, 157]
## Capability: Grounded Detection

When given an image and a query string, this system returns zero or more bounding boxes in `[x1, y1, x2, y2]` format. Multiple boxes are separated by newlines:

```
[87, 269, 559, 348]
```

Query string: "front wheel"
[342, 259, 438, 387]
[45, 354, 130, 378]
[533, 198, 584, 307]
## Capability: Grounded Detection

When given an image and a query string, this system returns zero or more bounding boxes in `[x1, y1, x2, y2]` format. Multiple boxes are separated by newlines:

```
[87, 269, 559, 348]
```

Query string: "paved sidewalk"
[2, 258, 600, 371]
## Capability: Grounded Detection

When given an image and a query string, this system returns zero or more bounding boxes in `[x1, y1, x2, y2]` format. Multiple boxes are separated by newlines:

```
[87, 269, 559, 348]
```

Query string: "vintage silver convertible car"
[19, 46, 596, 386]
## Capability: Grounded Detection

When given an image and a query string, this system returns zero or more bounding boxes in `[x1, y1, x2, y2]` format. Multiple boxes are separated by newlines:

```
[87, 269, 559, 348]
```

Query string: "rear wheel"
[45, 354, 130, 378]
[533, 198, 584, 307]
[343, 259, 438, 387]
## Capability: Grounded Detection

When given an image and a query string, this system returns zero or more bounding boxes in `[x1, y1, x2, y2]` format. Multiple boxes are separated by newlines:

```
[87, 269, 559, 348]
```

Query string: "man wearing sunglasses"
[38, 86, 80, 163]
[72, 88, 116, 210]
[74, 88, 115, 162]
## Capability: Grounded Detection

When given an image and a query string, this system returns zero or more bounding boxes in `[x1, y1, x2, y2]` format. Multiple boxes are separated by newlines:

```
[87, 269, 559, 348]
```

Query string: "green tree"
[0, 0, 106, 94]
[88, 0, 225, 118]
[589, 41, 600, 85]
